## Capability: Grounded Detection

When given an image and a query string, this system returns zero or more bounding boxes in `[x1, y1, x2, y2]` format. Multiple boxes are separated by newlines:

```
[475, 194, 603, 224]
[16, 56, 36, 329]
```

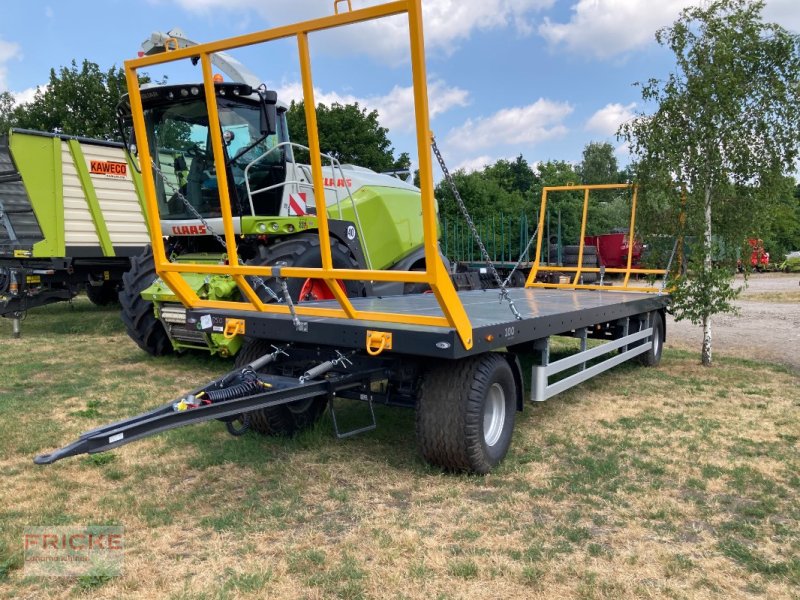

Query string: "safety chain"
[151, 159, 282, 304]
[659, 238, 680, 295]
[502, 223, 540, 288]
[431, 137, 523, 321]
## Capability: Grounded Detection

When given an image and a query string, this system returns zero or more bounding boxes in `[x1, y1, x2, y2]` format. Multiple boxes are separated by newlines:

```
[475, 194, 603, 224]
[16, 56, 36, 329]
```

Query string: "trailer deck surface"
[188, 287, 668, 359]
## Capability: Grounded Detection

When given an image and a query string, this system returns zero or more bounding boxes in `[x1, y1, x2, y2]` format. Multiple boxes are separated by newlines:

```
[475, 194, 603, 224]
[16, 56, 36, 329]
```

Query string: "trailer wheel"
[119, 246, 173, 356]
[234, 338, 327, 436]
[86, 281, 120, 306]
[416, 353, 516, 474]
[638, 311, 664, 367]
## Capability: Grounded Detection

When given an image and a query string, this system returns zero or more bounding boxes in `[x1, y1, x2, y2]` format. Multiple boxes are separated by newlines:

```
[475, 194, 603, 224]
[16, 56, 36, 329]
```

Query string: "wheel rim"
[653, 320, 662, 356]
[483, 383, 506, 447]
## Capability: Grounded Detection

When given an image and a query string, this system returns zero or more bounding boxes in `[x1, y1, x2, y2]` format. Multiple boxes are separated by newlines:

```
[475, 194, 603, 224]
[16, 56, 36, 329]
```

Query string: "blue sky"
[1, 0, 797, 174]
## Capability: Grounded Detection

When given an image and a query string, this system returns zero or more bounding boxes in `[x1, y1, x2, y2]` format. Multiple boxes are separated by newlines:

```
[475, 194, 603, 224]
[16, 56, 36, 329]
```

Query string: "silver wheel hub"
[483, 383, 506, 447]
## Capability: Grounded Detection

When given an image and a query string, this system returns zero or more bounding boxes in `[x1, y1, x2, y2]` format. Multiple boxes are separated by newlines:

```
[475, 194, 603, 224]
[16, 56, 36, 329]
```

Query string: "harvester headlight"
[270, 222, 279, 231]
[257, 222, 267, 233]
[286, 224, 295, 233]
[191, 86, 199, 96]
[232, 87, 240, 96]
[180, 88, 189, 97]
[167, 91, 174, 100]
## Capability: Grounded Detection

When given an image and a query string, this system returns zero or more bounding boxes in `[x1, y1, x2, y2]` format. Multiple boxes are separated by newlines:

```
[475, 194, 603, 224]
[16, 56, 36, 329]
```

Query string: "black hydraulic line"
[34, 367, 385, 465]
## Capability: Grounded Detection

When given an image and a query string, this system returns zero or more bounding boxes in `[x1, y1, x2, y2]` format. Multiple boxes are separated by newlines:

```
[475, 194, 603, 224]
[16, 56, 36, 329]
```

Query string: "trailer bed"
[187, 287, 668, 359]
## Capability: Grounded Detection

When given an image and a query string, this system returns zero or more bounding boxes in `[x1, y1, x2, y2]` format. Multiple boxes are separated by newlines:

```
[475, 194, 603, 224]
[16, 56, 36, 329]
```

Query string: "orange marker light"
[213, 73, 224, 83]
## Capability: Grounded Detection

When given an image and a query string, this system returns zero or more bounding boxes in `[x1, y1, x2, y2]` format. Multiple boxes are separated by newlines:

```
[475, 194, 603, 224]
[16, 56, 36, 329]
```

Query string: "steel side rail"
[531, 327, 652, 402]
[34, 370, 382, 465]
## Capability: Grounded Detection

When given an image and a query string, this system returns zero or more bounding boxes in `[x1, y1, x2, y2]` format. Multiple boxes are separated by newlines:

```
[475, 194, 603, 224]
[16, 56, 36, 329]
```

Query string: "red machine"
[584, 232, 643, 269]
[743, 238, 770, 271]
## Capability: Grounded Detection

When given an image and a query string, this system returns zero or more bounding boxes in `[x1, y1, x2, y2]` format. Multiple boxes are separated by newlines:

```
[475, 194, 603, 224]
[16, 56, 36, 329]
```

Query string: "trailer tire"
[638, 311, 664, 367]
[119, 246, 173, 356]
[86, 281, 120, 306]
[234, 338, 327, 436]
[416, 353, 516, 474]
[509, 270, 527, 288]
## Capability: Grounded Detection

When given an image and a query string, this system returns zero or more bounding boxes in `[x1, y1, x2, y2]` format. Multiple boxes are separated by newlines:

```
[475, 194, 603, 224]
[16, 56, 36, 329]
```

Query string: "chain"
[151, 159, 281, 303]
[502, 232, 539, 287]
[431, 137, 523, 320]
[659, 237, 680, 295]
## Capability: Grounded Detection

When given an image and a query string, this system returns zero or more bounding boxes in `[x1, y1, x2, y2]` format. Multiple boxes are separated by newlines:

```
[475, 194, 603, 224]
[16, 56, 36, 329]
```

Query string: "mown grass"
[741, 291, 800, 303]
[0, 297, 798, 598]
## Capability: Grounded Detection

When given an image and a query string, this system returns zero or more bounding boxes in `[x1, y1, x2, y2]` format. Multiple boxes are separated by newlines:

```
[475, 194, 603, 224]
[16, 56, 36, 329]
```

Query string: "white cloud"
[0, 38, 21, 92]
[445, 99, 573, 151]
[585, 102, 636, 136]
[276, 79, 468, 132]
[13, 86, 40, 105]
[539, 0, 692, 59]
[166, 0, 554, 61]
[452, 155, 496, 173]
[540, 0, 798, 60]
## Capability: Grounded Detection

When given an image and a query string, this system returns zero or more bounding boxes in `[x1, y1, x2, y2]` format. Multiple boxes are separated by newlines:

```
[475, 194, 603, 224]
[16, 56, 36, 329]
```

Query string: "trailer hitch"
[34, 347, 383, 465]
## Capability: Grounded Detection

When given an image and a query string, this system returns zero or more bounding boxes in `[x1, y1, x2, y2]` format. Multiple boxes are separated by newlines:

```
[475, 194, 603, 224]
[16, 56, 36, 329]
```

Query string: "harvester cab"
[118, 30, 431, 358]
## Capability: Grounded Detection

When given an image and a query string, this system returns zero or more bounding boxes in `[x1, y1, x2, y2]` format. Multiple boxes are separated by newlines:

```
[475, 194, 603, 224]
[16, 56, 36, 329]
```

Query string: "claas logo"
[90, 160, 128, 177]
[171, 225, 208, 235]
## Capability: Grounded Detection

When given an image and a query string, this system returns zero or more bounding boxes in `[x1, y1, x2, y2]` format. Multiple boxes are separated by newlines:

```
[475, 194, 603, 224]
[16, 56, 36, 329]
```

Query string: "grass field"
[0, 298, 798, 599]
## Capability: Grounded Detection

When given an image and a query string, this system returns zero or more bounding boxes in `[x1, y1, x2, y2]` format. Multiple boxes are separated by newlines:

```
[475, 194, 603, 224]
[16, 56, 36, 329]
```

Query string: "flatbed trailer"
[34, 0, 671, 474]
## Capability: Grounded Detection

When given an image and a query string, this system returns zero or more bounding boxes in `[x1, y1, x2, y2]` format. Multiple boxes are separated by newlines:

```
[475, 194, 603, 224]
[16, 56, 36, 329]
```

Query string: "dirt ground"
[666, 272, 800, 371]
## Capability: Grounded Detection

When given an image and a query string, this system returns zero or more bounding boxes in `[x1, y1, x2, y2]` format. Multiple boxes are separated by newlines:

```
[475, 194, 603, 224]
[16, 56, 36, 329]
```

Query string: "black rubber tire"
[563, 245, 597, 258]
[509, 270, 527, 288]
[563, 249, 598, 284]
[119, 245, 173, 356]
[234, 338, 327, 436]
[86, 280, 120, 306]
[416, 353, 517, 474]
[246, 233, 364, 302]
[638, 311, 664, 367]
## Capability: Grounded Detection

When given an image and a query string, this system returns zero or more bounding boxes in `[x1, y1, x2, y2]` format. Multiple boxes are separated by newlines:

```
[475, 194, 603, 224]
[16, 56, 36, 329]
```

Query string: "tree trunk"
[701, 186, 713, 366]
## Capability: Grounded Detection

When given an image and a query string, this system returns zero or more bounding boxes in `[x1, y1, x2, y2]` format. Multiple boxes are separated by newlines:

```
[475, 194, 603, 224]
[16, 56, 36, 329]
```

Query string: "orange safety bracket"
[366, 330, 392, 356]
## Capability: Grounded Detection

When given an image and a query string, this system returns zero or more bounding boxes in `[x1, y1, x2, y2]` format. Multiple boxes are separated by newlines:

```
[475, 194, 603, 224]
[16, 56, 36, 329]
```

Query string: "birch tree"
[621, 0, 800, 366]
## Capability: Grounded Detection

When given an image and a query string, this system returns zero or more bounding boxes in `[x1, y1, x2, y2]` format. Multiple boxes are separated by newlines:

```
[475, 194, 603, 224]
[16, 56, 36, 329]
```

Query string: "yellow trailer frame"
[124, 0, 477, 349]
[526, 184, 668, 293]
[123, 1, 667, 354]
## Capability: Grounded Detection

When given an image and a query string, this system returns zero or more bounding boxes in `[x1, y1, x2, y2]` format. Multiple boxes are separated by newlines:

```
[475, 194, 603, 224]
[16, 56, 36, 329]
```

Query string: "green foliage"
[620, 0, 800, 364]
[0, 91, 15, 134]
[667, 265, 740, 326]
[286, 100, 409, 173]
[4, 59, 140, 140]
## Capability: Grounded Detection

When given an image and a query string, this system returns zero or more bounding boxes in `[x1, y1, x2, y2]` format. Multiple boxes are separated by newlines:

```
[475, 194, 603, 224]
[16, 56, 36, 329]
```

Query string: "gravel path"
[665, 272, 800, 371]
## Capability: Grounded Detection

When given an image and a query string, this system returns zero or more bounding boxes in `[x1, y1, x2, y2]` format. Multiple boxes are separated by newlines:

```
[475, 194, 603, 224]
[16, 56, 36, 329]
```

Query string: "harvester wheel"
[86, 281, 119, 306]
[246, 233, 364, 302]
[416, 353, 516, 474]
[119, 245, 173, 356]
[234, 338, 327, 436]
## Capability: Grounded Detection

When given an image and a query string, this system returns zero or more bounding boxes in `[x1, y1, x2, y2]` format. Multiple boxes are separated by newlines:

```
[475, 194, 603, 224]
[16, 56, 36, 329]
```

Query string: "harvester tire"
[246, 233, 364, 302]
[234, 338, 327, 436]
[416, 353, 516, 474]
[119, 246, 173, 356]
[86, 281, 119, 306]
